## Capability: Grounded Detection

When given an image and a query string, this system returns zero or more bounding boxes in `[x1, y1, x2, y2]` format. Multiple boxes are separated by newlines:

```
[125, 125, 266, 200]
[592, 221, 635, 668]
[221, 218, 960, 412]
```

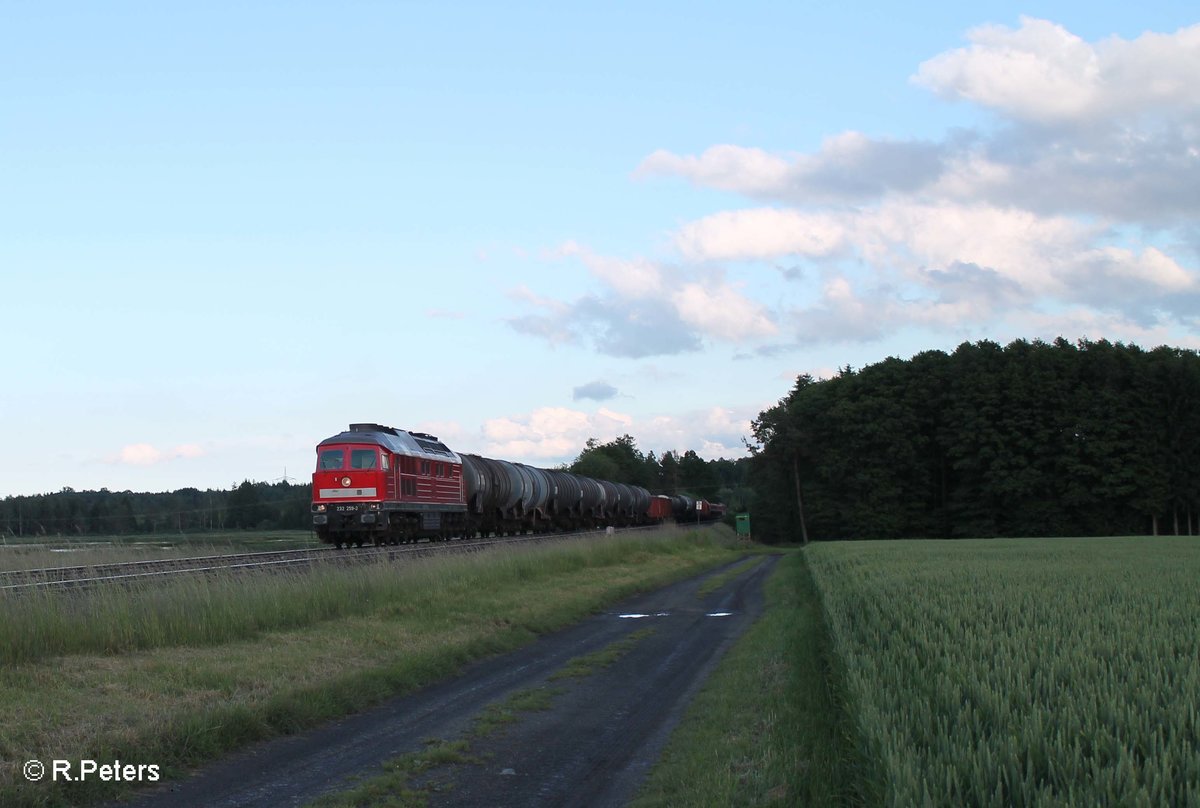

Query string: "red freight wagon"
[648, 495, 673, 521]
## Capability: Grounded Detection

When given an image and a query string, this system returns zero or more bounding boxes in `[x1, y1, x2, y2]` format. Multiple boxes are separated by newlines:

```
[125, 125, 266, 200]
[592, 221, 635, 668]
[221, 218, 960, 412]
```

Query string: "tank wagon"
[311, 423, 717, 547]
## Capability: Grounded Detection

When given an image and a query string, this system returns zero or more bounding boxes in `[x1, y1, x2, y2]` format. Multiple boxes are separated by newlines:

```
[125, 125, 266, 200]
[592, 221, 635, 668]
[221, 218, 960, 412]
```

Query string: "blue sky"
[3, 2, 1197, 496]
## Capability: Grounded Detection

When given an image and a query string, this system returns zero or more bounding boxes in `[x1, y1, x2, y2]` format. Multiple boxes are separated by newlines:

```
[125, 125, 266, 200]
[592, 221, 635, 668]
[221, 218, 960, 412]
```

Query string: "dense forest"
[749, 339, 1200, 543]
[0, 442, 749, 539]
[0, 481, 314, 537]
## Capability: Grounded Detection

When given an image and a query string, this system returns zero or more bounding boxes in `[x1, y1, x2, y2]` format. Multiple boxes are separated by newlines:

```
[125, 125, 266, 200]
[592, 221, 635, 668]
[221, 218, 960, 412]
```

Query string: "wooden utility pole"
[792, 451, 809, 545]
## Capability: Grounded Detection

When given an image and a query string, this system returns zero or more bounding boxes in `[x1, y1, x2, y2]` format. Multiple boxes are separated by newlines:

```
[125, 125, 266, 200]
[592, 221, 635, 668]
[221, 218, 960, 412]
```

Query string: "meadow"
[0, 527, 736, 807]
[804, 537, 1200, 806]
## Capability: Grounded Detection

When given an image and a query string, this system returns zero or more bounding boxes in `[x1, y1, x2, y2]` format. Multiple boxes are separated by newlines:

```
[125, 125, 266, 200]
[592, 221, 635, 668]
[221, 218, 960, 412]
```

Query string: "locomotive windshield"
[318, 449, 345, 470]
[351, 449, 377, 469]
[318, 446, 378, 470]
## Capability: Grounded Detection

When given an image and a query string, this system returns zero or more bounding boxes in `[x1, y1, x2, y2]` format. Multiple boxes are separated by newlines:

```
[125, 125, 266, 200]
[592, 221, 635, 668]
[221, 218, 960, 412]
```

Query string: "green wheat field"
[805, 537, 1200, 807]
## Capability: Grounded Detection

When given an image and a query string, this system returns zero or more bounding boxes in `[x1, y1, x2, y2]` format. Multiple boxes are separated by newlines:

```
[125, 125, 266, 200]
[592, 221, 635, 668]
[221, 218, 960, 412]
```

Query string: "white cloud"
[118, 444, 162, 465]
[638, 134, 945, 204]
[481, 407, 634, 461]
[637, 144, 793, 196]
[508, 245, 778, 356]
[867, 202, 1089, 295]
[474, 405, 756, 466]
[651, 120, 1200, 226]
[672, 282, 779, 340]
[915, 17, 1102, 122]
[113, 443, 206, 466]
[668, 198, 1196, 332]
[559, 241, 665, 299]
[914, 17, 1200, 124]
[644, 406, 756, 459]
[675, 208, 847, 261]
[1092, 246, 1193, 292]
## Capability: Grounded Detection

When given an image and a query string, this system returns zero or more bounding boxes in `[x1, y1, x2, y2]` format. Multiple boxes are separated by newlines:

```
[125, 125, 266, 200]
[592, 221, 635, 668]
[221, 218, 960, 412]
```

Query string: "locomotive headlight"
[340, 476, 351, 487]
[315, 504, 327, 512]
[367, 503, 380, 511]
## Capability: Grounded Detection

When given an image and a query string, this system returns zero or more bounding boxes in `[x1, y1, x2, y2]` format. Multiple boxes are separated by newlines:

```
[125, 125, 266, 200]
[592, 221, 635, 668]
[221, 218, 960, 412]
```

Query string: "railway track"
[0, 546, 349, 593]
[0, 525, 678, 595]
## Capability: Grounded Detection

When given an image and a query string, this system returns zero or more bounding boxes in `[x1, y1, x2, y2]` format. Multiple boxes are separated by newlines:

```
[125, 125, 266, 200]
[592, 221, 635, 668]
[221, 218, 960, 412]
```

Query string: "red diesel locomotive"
[311, 423, 716, 547]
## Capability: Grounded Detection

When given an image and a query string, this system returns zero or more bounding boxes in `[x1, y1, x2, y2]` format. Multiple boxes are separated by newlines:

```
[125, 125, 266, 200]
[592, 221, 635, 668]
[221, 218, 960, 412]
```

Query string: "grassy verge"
[0, 529, 719, 665]
[1, 528, 737, 807]
[632, 549, 863, 807]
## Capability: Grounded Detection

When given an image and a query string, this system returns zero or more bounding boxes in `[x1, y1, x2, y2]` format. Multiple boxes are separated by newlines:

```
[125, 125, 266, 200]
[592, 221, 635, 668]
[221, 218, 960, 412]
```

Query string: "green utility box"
[735, 513, 751, 539]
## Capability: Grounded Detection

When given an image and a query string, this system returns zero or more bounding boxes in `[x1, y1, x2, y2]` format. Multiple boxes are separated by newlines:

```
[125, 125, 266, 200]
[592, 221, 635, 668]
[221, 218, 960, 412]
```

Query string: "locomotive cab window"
[318, 449, 345, 470]
[351, 449, 377, 469]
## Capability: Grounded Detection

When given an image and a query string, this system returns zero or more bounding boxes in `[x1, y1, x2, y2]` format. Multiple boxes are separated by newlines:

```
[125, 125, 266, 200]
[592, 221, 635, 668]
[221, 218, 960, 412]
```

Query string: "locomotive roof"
[318, 423, 462, 462]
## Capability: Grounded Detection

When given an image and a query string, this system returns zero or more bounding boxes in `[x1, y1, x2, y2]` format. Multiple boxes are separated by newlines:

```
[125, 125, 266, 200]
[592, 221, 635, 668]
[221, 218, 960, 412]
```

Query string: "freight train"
[311, 423, 723, 547]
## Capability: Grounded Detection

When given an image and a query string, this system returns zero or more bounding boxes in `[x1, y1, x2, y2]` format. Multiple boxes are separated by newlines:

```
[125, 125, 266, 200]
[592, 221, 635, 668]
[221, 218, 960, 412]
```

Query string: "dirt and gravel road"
[117, 554, 778, 807]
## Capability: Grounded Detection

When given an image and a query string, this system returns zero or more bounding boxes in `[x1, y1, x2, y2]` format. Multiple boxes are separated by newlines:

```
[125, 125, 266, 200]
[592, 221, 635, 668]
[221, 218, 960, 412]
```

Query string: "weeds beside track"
[0, 525, 687, 594]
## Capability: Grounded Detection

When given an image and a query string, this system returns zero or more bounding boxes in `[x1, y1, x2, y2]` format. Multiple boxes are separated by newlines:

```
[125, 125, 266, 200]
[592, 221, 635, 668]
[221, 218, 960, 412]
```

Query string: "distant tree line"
[0, 481, 312, 538]
[749, 338, 1200, 543]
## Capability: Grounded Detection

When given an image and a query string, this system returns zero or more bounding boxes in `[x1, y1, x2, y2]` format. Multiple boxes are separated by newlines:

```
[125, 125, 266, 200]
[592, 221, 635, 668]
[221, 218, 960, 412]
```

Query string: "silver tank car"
[462, 453, 653, 534]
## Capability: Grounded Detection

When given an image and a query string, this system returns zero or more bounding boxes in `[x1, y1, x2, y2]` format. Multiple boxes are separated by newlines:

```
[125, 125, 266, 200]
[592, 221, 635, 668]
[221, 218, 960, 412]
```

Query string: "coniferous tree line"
[749, 338, 1200, 543]
[0, 481, 312, 537]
